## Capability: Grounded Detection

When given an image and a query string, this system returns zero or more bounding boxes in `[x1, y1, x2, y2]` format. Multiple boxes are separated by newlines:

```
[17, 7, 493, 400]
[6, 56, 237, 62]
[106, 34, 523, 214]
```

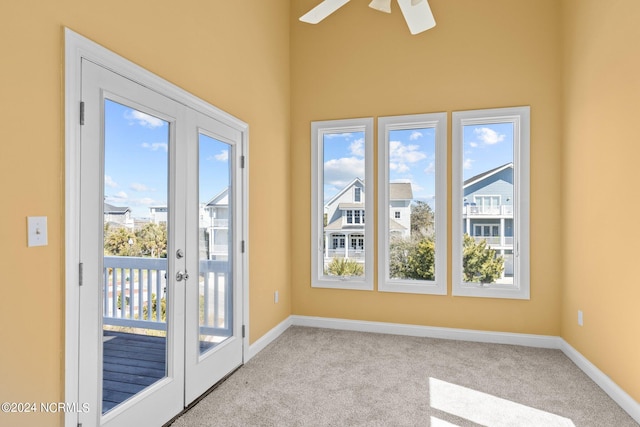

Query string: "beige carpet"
[170, 326, 637, 426]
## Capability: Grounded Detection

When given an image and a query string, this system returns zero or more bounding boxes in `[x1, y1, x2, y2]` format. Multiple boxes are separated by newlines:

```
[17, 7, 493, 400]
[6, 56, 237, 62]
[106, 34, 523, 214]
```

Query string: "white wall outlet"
[27, 216, 48, 247]
[274, 290, 279, 304]
[578, 310, 583, 326]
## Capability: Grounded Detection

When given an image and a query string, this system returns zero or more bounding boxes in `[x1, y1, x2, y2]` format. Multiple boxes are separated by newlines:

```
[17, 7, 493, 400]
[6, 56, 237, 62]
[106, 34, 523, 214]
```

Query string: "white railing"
[213, 219, 228, 227]
[472, 236, 514, 247]
[463, 205, 513, 216]
[103, 256, 232, 336]
[326, 249, 365, 259]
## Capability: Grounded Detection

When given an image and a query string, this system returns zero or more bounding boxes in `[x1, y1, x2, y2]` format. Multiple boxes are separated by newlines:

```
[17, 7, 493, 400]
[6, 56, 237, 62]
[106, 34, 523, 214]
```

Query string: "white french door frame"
[64, 28, 250, 427]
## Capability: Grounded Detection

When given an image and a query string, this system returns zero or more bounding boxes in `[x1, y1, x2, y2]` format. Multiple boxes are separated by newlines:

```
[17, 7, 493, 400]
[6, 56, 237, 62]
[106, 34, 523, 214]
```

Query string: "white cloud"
[324, 132, 353, 139]
[409, 131, 423, 141]
[105, 175, 118, 188]
[138, 197, 157, 205]
[324, 157, 364, 189]
[474, 127, 505, 145]
[109, 191, 129, 202]
[469, 142, 478, 148]
[463, 158, 474, 170]
[424, 161, 435, 175]
[130, 183, 151, 192]
[141, 142, 168, 152]
[349, 138, 365, 157]
[214, 150, 229, 162]
[125, 110, 165, 129]
[390, 162, 410, 173]
[388, 140, 427, 175]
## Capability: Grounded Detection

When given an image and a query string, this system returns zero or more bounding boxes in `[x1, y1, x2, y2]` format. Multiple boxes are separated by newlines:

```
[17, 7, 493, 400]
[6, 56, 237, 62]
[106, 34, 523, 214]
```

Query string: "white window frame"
[378, 113, 447, 295]
[311, 118, 374, 290]
[452, 106, 530, 299]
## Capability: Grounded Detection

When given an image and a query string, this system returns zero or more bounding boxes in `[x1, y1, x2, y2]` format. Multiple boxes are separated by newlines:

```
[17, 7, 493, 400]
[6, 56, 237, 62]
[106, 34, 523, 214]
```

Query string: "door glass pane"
[198, 133, 233, 354]
[386, 127, 437, 282]
[461, 123, 514, 285]
[102, 100, 169, 413]
[323, 131, 366, 278]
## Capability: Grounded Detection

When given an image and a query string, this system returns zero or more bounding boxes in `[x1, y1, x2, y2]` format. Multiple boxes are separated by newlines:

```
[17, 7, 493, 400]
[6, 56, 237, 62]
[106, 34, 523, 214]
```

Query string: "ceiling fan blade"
[369, 0, 392, 13]
[300, 0, 351, 24]
[397, 0, 436, 34]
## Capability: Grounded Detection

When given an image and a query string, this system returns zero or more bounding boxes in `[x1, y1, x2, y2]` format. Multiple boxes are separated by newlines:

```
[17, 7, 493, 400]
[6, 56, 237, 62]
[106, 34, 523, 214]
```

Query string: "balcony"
[101, 256, 232, 412]
[326, 249, 365, 259]
[463, 205, 513, 216]
[471, 236, 514, 247]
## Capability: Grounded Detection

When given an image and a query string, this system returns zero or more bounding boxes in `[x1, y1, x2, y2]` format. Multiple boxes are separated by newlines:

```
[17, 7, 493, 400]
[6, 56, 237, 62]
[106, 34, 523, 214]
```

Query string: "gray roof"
[464, 163, 513, 187]
[390, 183, 413, 200]
[104, 203, 130, 214]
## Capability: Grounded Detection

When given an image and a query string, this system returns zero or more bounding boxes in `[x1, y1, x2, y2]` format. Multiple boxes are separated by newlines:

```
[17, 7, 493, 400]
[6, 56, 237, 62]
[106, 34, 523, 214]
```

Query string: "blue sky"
[104, 100, 229, 218]
[462, 122, 514, 180]
[322, 122, 513, 206]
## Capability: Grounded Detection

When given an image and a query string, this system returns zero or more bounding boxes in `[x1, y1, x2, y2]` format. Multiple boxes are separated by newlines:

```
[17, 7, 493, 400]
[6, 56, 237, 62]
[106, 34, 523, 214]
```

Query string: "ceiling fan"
[300, 0, 436, 35]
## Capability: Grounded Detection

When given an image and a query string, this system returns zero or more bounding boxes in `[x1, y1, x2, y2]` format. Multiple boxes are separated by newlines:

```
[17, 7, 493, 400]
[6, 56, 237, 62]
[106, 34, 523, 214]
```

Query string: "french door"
[77, 58, 244, 426]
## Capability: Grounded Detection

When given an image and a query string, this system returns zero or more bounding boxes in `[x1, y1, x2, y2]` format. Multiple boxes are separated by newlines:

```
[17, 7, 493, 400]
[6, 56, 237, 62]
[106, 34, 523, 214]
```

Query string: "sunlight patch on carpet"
[429, 377, 575, 427]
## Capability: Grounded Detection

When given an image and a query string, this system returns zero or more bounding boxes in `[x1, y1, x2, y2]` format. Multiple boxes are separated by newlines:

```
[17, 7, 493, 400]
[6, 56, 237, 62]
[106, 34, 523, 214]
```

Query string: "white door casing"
[65, 29, 248, 427]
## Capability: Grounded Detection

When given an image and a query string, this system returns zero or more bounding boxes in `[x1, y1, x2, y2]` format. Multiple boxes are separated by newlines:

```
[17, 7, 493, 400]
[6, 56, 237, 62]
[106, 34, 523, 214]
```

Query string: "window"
[452, 107, 530, 299]
[311, 118, 374, 290]
[378, 113, 447, 294]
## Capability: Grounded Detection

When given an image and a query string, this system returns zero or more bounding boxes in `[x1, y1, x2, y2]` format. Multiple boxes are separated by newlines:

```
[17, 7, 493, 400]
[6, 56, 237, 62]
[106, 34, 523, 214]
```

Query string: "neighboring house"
[323, 179, 412, 263]
[463, 163, 514, 277]
[104, 202, 133, 229]
[149, 206, 168, 225]
[202, 188, 229, 260]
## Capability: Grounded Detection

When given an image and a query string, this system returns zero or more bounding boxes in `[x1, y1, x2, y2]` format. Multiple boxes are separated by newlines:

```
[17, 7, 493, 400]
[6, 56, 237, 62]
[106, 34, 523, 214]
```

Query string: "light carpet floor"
[170, 326, 637, 427]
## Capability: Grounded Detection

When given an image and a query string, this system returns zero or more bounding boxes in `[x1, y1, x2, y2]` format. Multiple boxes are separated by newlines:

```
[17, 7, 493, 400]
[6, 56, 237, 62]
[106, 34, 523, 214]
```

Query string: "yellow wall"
[290, 0, 563, 334]
[0, 1, 290, 426]
[1, 0, 638, 425]
[562, 0, 640, 402]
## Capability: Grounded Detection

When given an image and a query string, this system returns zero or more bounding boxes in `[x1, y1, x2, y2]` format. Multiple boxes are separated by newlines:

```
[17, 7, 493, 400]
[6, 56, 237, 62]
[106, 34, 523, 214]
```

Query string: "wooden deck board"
[101, 330, 225, 413]
[102, 331, 166, 414]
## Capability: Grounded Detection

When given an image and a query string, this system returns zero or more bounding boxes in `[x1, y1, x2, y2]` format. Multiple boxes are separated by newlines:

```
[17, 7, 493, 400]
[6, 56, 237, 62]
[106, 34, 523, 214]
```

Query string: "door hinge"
[80, 101, 85, 125]
[242, 325, 246, 338]
[241, 240, 245, 253]
[79, 262, 83, 287]
[240, 155, 245, 168]
[78, 423, 83, 427]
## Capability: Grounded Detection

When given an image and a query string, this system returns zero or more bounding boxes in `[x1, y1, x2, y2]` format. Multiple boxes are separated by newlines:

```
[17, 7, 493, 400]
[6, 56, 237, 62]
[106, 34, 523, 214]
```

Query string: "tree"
[136, 223, 167, 258]
[104, 225, 138, 256]
[325, 258, 364, 277]
[462, 234, 504, 283]
[410, 201, 435, 240]
[389, 236, 435, 281]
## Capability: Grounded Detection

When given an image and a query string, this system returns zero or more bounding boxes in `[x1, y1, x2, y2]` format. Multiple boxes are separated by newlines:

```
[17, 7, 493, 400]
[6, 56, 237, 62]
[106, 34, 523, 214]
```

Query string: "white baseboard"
[246, 316, 292, 361]
[559, 340, 640, 424]
[247, 315, 639, 425]
[290, 315, 562, 348]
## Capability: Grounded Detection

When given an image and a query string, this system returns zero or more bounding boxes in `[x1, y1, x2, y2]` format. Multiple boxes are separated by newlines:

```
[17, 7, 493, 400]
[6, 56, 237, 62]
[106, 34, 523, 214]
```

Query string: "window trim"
[452, 106, 530, 299]
[311, 118, 374, 290]
[377, 113, 448, 295]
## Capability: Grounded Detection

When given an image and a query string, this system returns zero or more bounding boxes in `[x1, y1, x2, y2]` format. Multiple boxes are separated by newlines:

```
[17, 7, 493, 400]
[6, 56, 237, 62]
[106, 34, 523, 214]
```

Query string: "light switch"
[27, 216, 48, 247]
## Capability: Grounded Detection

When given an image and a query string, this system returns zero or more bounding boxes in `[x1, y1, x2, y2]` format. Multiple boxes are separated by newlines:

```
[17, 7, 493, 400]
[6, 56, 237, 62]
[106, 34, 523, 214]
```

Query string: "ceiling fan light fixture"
[369, 0, 392, 13]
